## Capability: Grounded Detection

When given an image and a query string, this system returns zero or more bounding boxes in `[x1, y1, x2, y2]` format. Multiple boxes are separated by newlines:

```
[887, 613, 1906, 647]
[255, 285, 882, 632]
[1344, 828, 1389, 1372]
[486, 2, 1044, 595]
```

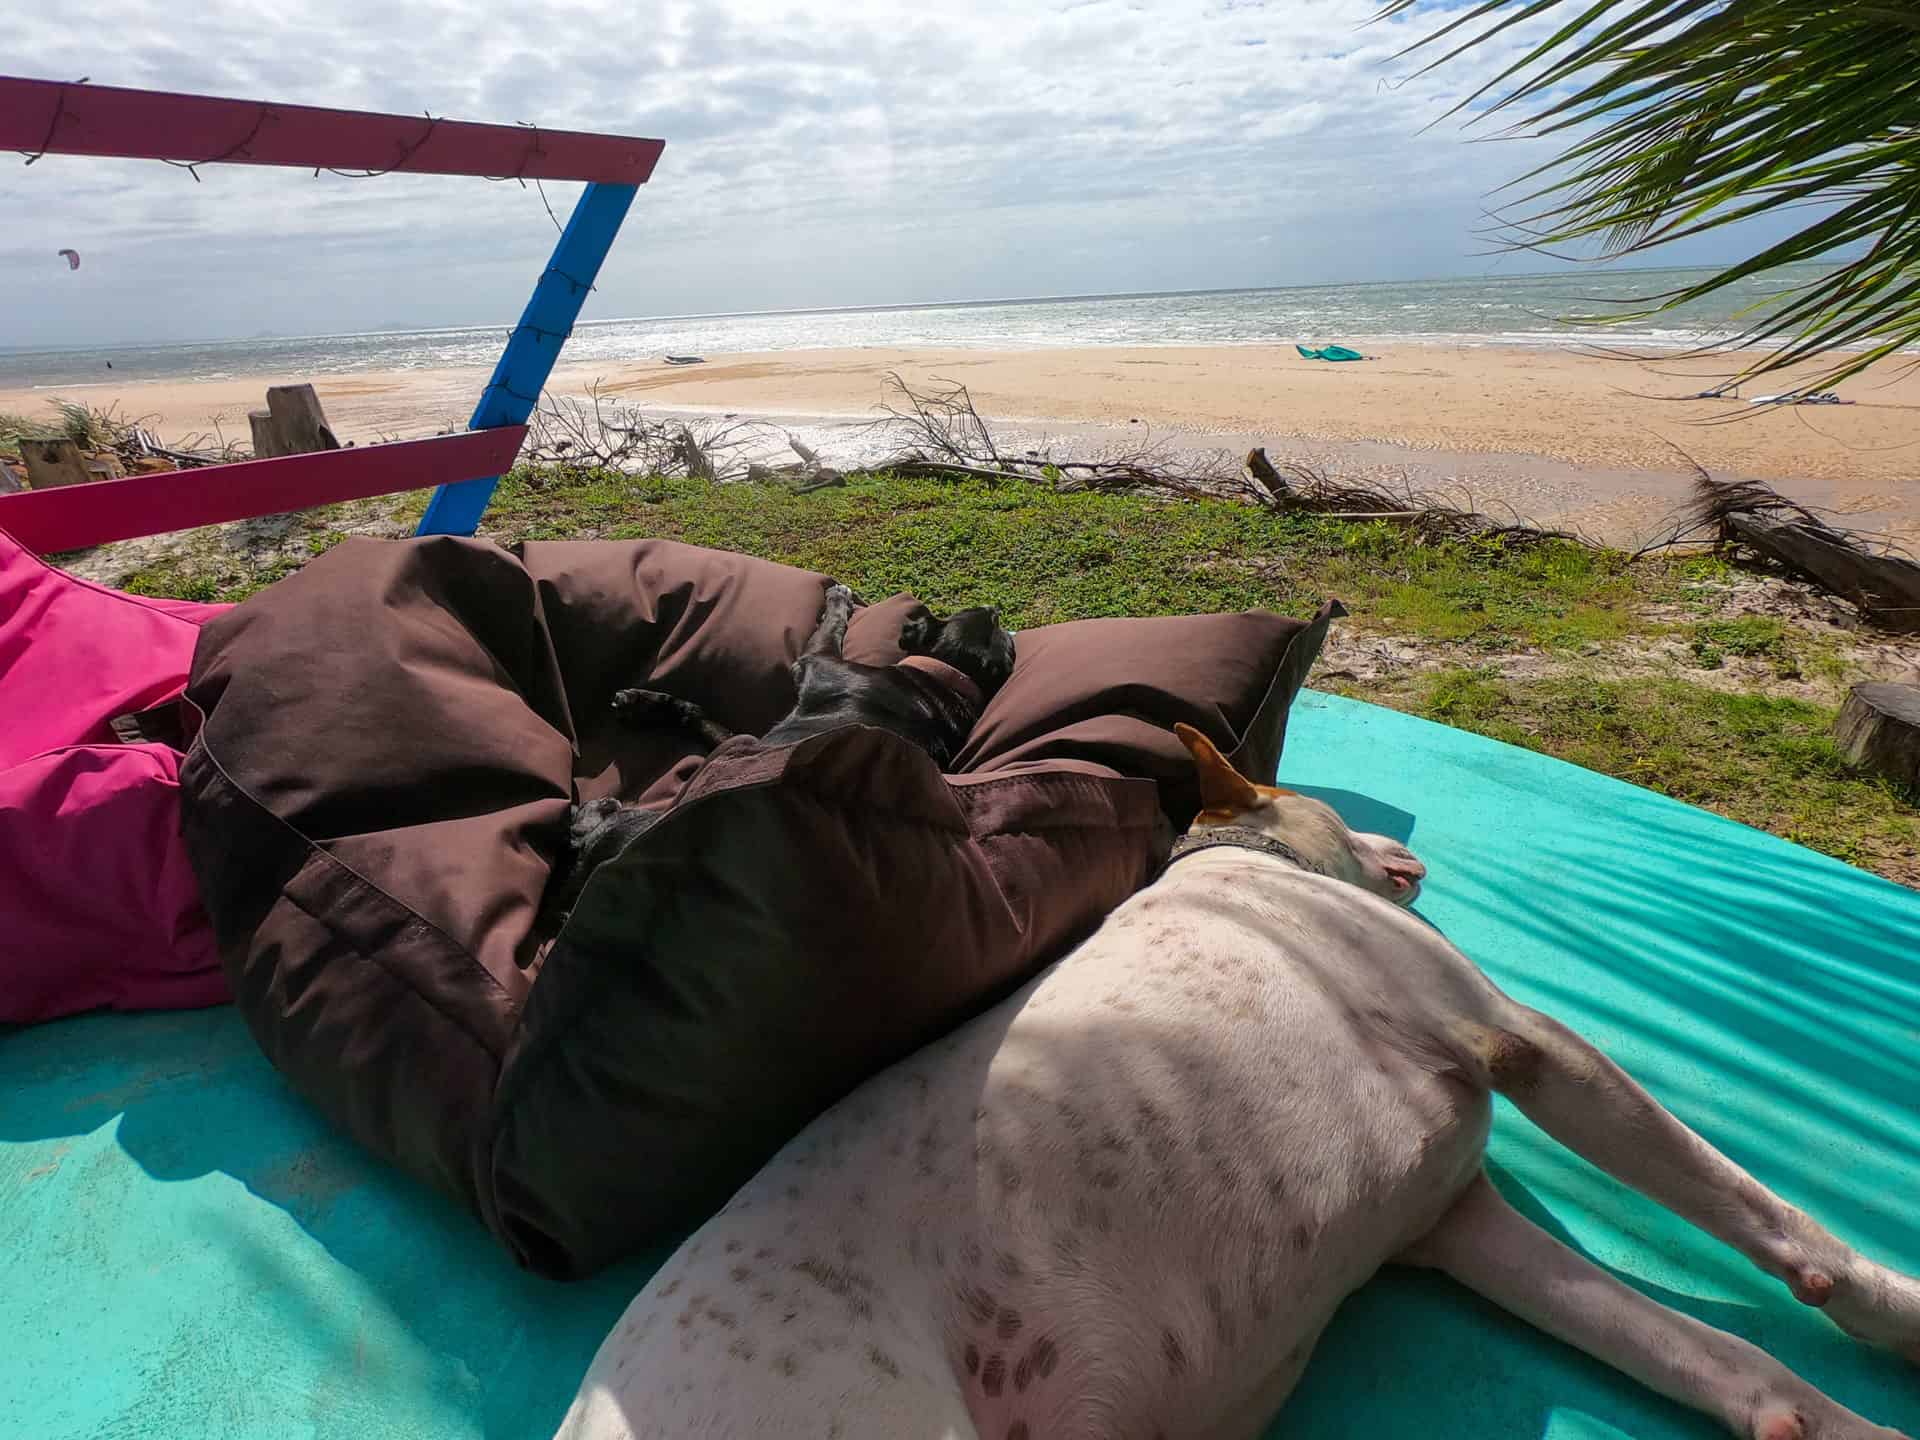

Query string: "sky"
[0, 0, 1786, 348]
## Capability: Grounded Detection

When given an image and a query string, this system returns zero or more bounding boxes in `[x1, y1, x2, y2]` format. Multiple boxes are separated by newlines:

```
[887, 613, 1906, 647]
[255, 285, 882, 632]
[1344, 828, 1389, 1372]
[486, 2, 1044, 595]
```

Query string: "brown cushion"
[490, 728, 1161, 1277]
[180, 535, 1333, 1278]
[956, 602, 1343, 824]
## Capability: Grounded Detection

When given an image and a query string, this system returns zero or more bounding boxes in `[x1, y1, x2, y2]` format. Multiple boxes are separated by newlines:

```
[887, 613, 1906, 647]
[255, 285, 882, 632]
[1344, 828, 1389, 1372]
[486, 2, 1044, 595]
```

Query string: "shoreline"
[6, 343, 1917, 546]
[9, 330, 1912, 395]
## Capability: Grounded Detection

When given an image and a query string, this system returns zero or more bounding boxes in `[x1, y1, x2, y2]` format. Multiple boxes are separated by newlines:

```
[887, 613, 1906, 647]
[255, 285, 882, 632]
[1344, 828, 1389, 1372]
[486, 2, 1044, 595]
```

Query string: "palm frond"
[1377, 0, 1920, 389]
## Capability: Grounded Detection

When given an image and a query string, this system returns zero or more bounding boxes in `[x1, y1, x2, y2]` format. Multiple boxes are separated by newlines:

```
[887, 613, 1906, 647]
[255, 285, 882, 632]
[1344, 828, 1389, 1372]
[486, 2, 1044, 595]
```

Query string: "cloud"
[1, 0, 1599, 346]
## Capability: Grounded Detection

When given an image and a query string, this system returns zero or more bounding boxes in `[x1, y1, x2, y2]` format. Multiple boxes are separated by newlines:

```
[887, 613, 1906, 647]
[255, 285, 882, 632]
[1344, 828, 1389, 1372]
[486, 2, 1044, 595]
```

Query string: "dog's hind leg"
[1402, 1172, 1909, 1440]
[1461, 1006, 1920, 1364]
[610, 687, 736, 750]
[801, 582, 858, 659]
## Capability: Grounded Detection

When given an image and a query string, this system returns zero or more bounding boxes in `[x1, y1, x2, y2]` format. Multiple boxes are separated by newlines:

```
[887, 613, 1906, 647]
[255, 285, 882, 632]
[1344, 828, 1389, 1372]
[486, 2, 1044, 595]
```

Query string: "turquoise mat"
[4, 692, 1916, 1440]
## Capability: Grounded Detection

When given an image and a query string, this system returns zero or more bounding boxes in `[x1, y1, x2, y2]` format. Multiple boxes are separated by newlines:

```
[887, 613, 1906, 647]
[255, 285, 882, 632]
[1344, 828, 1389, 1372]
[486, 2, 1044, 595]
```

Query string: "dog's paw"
[567, 797, 623, 849]
[611, 687, 681, 718]
[823, 582, 860, 610]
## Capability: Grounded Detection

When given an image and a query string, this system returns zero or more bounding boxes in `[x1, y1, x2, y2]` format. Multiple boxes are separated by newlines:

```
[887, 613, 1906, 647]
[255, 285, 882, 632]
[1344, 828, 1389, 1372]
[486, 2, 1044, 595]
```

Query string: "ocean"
[0, 263, 1844, 391]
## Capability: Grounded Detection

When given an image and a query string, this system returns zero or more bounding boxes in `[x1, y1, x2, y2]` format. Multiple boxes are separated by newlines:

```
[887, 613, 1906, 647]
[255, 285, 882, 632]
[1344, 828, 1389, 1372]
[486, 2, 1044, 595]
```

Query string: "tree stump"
[264, 383, 341, 454]
[248, 409, 284, 460]
[18, 436, 93, 488]
[1834, 683, 1920, 790]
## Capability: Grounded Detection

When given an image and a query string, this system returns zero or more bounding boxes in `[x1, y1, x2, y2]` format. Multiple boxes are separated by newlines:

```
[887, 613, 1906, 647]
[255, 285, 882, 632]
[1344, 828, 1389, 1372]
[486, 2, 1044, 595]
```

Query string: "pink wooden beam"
[0, 428, 527, 556]
[0, 76, 663, 185]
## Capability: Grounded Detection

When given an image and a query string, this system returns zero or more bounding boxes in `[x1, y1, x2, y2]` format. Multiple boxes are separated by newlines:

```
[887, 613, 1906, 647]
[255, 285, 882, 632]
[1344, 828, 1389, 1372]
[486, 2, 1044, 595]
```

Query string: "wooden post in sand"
[1835, 683, 1920, 790]
[248, 410, 284, 460]
[265, 383, 342, 454]
[19, 437, 95, 489]
[249, 384, 341, 459]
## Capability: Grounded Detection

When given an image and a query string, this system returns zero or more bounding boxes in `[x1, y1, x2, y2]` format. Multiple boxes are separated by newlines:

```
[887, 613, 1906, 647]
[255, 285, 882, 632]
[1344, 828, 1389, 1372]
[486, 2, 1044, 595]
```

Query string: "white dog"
[557, 723, 1918, 1440]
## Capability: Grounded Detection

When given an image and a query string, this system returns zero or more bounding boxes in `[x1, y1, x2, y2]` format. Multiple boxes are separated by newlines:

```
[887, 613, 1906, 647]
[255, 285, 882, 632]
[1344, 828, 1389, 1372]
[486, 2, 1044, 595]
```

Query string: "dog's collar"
[1166, 824, 1326, 876]
[897, 655, 984, 709]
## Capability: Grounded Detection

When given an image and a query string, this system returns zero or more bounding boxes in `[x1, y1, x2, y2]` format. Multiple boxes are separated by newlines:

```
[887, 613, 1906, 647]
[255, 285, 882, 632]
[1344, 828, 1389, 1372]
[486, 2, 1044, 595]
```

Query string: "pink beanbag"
[0, 525, 230, 1024]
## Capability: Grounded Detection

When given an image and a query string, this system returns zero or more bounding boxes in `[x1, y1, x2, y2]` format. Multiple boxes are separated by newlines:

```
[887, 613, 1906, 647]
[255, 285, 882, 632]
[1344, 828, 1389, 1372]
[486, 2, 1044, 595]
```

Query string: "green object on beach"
[4, 691, 1917, 1440]
[1296, 343, 1366, 361]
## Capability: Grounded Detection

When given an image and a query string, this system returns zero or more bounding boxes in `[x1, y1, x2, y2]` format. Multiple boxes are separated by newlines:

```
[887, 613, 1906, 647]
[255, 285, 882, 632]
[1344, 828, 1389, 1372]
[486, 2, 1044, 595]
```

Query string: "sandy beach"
[6, 344, 1917, 544]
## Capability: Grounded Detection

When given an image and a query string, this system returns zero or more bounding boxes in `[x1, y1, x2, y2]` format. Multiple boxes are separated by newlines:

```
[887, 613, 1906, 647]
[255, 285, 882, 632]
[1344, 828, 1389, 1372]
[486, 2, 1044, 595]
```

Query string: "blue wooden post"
[416, 180, 639, 536]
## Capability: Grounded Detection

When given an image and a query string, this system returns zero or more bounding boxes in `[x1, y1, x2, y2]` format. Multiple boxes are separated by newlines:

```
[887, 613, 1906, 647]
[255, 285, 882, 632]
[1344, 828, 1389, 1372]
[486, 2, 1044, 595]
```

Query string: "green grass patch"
[95, 464, 1913, 884]
[1683, 615, 1851, 684]
[0, 411, 34, 458]
[1689, 615, 1787, 670]
[119, 546, 337, 607]
[1364, 669, 1918, 881]
[308, 528, 351, 556]
[481, 466, 1654, 648]
[2, 399, 134, 459]
[119, 563, 221, 605]
[48, 398, 114, 447]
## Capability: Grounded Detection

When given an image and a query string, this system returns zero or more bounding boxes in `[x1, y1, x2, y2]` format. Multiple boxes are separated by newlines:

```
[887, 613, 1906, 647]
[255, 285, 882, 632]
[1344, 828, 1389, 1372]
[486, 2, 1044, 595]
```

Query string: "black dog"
[548, 585, 1016, 921]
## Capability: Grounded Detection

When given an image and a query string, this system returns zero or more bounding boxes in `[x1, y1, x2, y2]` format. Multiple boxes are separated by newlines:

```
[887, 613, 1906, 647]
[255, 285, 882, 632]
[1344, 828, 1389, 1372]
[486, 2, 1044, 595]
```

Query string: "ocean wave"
[7, 264, 1901, 388]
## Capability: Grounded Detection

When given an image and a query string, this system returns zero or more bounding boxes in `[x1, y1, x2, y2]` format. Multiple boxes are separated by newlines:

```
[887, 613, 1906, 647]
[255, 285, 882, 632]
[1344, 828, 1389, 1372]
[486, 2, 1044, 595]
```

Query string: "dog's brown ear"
[1174, 722, 1261, 817]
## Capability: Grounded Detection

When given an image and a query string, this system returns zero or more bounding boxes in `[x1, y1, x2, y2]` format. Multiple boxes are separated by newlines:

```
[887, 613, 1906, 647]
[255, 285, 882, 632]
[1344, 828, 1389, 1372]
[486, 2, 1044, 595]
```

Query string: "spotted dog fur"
[555, 726, 1920, 1440]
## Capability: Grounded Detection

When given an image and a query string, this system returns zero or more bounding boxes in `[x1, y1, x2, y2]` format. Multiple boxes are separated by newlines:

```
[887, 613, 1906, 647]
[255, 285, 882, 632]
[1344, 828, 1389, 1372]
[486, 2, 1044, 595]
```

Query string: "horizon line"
[1, 259, 1814, 356]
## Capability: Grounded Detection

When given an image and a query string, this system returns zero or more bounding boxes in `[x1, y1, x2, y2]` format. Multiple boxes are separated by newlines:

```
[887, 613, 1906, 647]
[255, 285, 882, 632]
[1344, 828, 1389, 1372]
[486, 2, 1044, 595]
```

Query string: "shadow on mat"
[0, 1006, 664, 1439]
[1464, 806, 1919, 1246]
[1371, 803, 1920, 1438]
[1288, 785, 1416, 845]
[5, 778, 1915, 1440]
[1276, 1157, 1905, 1440]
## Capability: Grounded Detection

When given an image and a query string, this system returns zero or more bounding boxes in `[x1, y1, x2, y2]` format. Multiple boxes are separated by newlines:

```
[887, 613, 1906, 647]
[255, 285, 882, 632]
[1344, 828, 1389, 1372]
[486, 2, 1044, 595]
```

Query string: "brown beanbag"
[179, 535, 1331, 1277]
[491, 732, 1159, 1276]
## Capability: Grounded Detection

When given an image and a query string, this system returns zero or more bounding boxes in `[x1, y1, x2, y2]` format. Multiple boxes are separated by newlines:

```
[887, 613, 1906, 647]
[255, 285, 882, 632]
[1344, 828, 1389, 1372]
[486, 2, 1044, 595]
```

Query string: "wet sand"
[6, 344, 1916, 545]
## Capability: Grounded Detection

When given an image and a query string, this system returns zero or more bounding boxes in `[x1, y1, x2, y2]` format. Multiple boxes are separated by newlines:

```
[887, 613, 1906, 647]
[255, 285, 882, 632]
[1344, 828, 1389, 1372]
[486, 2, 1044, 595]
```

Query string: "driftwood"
[141, 441, 222, 469]
[3, 406, 222, 488]
[746, 459, 846, 491]
[509, 374, 1578, 547]
[1655, 475, 1920, 631]
[889, 459, 1031, 486]
[672, 426, 716, 482]
[862, 376, 1582, 546]
[1244, 448, 1289, 502]
[1724, 516, 1920, 633]
[521, 382, 761, 479]
[1834, 684, 1920, 789]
